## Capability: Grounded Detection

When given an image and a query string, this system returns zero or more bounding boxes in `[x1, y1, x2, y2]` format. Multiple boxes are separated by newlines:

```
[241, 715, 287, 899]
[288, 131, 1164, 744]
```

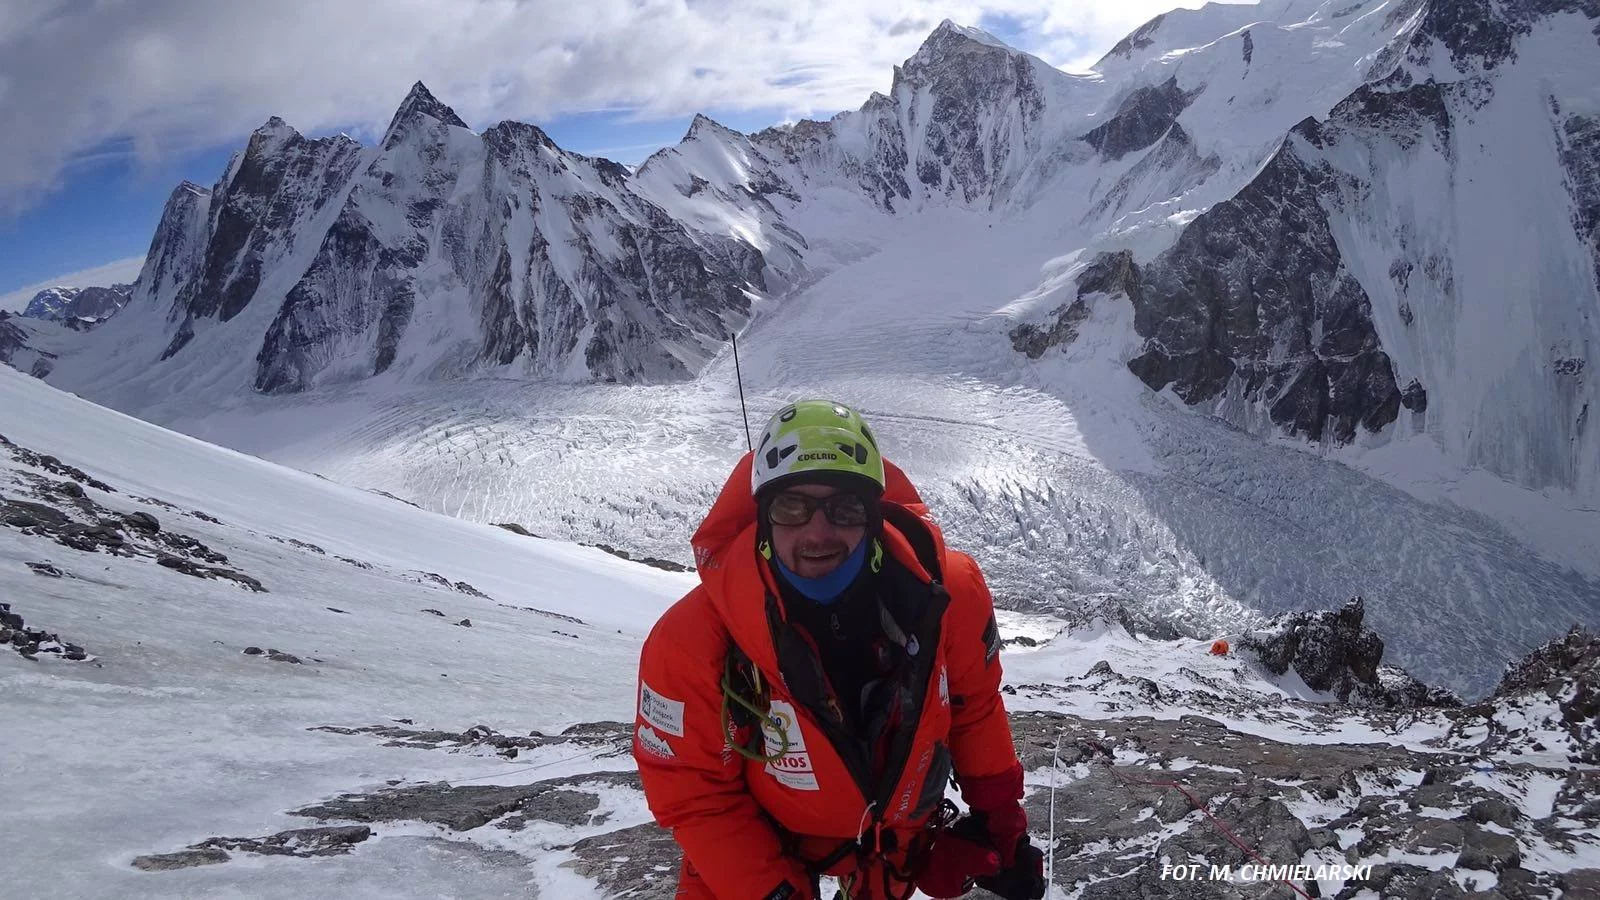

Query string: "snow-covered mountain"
[92, 87, 766, 394]
[3, 366, 1594, 898]
[1031, 0, 1600, 500]
[11, 0, 1600, 695]
[21, 282, 132, 325]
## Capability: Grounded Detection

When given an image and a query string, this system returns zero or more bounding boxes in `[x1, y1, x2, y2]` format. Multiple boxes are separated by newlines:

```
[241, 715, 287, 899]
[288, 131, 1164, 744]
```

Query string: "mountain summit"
[381, 80, 469, 148]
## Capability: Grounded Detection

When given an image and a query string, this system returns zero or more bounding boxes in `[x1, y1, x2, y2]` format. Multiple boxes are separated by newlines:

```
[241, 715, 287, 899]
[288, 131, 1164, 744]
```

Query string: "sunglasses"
[767, 491, 872, 528]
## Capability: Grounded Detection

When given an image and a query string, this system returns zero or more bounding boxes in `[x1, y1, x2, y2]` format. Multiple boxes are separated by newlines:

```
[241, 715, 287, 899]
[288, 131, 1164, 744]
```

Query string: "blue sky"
[0, 2, 1178, 304]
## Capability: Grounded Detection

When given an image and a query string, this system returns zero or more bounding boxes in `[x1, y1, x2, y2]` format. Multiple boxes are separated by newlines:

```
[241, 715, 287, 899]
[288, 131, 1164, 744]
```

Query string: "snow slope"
[4, 366, 1595, 898]
[0, 365, 688, 898]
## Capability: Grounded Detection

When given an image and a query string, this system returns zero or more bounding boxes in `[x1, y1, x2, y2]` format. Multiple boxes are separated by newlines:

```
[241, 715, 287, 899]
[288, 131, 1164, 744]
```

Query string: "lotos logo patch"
[761, 700, 819, 791]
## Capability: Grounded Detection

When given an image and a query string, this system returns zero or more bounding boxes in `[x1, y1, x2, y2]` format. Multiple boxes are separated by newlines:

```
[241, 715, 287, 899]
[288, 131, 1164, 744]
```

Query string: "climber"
[633, 400, 1046, 899]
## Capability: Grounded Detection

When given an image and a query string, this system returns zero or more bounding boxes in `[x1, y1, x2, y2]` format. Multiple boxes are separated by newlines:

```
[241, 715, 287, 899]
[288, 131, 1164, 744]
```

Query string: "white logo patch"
[640, 682, 685, 737]
[636, 725, 676, 760]
[762, 700, 820, 791]
[938, 665, 950, 707]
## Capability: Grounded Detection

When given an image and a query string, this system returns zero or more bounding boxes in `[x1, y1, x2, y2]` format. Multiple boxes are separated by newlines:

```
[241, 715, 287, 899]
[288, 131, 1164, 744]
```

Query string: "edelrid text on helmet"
[751, 400, 885, 497]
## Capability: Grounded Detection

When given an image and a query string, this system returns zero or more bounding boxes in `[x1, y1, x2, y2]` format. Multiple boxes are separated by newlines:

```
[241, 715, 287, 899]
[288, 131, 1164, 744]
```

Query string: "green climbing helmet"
[750, 400, 885, 497]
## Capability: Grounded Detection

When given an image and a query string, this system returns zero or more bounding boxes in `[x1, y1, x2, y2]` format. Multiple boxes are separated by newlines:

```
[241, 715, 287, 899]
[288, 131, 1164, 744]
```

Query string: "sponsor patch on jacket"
[639, 682, 685, 737]
[761, 700, 819, 791]
[982, 614, 1001, 665]
[938, 665, 950, 707]
[636, 724, 676, 761]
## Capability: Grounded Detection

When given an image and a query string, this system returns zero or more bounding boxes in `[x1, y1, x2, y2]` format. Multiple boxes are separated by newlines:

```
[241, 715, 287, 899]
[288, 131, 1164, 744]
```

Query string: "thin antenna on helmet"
[732, 330, 752, 451]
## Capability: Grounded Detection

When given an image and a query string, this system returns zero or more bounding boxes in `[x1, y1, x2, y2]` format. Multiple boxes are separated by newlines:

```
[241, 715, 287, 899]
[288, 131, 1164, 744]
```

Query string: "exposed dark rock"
[123, 511, 160, 533]
[309, 720, 629, 760]
[0, 444, 261, 589]
[131, 848, 231, 871]
[566, 821, 680, 899]
[131, 825, 371, 871]
[456, 618, 472, 628]
[1488, 626, 1599, 764]
[1117, 115, 1402, 444]
[1081, 123, 1221, 225]
[1240, 598, 1386, 698]
[496, 602, 587, 626]
[1, 601, 91, 662]
[1563, 870, 1600, 896]
[1400, 379, 1428, 413]
[291, 771, 636, 832]
[0, 436, 115, 492]
[156, 554, 266, 592]
[265, 649, 302, 664]
[195, 824, 371, 858]
[421, 608, 445, 617]
[1458, 825, 1522, 872]
[243, 646, 264, 655]
[26, 561, 63, 577]
[1083, 77, 1196, 160]
[492, 522, 538, 537]
[1468, 797, 1520, 827]
[2, 499, 70, 529]
[1011, 252, 1140, 358]
[584, 542, 693, 573]
[1012, 298, 1089, 359]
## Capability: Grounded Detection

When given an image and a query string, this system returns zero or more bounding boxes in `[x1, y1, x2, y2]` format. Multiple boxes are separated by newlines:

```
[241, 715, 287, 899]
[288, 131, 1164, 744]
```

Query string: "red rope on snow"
[1085, 741, 1316, 900]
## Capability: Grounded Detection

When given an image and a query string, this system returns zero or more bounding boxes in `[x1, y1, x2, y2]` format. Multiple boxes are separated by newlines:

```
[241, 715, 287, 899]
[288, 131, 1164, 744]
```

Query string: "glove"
[914, 814, 1001, 898]
[976, 834, 1046, 900]
[958, 764, 1028, 867]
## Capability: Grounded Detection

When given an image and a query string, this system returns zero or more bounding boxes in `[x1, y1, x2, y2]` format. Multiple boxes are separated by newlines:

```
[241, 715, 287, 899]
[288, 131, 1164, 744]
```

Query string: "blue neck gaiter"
[775, 539, 870, 605]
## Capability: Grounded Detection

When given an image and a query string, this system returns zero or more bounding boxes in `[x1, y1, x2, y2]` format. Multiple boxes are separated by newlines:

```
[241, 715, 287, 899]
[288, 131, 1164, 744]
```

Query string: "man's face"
[769, 482, 868, 579]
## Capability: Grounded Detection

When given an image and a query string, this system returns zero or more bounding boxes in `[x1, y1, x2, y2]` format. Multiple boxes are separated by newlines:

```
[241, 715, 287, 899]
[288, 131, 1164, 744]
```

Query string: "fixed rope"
[1080, 740, 1315, 900]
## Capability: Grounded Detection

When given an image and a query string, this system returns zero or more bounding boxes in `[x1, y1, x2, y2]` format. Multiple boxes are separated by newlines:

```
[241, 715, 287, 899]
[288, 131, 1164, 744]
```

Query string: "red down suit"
[632, 453, 1021, 898]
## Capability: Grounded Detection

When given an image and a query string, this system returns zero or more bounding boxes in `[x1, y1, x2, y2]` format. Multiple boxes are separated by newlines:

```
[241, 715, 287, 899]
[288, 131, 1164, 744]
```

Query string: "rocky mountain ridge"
[21, 282, 132, 326]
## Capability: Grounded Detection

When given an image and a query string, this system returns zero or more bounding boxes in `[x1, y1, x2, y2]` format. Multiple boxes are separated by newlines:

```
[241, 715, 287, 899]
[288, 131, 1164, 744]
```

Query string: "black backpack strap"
[879, 503, 943, 584]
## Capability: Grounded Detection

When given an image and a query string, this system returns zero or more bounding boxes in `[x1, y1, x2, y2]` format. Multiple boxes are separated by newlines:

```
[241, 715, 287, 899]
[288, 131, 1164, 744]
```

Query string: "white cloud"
[0, 256, 145, 312]
[0, 0, 1240, 217]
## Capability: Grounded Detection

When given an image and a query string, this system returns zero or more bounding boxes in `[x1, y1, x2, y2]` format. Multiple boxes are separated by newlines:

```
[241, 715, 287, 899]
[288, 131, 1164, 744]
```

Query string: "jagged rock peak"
[685, 113, 744, 142]
[1494, 625, 1598, 700]
[246, 116, 302, 156]
[255, 115, 294, 136]
[931, 19, 1013, 49]
[384, 81, 469, 138]
[482, 119, 558, 155]
[905, 19, 1021, 72]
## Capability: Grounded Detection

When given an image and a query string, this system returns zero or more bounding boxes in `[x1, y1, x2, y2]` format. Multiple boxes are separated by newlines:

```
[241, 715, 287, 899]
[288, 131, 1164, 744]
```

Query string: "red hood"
[690, 452, 928, 574]
[690, 453, 940, 675]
